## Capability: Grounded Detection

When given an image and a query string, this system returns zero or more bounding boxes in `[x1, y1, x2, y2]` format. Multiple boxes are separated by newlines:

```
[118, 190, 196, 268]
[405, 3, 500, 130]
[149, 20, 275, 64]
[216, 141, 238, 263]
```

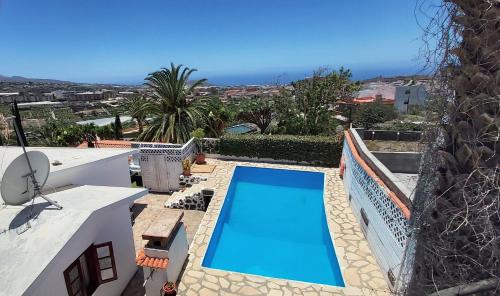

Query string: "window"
[63, 261, 84, 296]
[94, 242, 118, 283]
[64, 242, 117, 296]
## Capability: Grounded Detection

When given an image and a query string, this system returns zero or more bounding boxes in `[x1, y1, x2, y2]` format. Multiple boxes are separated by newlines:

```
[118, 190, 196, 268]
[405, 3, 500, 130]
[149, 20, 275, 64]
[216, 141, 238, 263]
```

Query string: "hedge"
[213, 134, 343, 167]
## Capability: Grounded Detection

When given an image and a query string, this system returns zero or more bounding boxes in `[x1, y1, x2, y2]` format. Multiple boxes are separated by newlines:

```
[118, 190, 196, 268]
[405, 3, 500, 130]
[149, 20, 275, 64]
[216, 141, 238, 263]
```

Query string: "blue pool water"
[202, 166, 345, 286]
[224, 124, 255, 134]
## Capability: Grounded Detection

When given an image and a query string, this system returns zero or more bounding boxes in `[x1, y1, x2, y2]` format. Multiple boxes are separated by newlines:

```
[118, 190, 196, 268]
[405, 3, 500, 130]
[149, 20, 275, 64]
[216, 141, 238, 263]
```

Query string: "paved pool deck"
[177, 159, 390, 296]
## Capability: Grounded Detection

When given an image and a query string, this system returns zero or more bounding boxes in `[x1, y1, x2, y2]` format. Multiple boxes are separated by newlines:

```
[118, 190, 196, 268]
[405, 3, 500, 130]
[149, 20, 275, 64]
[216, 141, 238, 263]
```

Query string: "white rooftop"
[0, 185, 147, 296]
[0, 147, 135, 177]
[17, 101, 62, 107]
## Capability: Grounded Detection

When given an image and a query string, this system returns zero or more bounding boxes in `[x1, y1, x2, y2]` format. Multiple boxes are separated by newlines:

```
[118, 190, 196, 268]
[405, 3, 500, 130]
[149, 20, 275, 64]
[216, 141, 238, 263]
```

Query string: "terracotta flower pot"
[195, 153, 206, 164]
[162, 282, 176, 296]
[182, 170, 191, 176]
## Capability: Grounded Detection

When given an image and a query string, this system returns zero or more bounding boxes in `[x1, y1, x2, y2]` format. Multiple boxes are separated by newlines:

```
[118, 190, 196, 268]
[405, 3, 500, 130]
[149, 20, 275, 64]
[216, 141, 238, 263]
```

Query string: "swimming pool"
[224, 124, 256, 134]
[202, 166, 345, 286]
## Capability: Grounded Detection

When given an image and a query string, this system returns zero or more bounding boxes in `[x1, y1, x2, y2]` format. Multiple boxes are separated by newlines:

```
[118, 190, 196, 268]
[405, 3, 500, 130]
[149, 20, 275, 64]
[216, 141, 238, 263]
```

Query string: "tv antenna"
[0, 119, 62, 209]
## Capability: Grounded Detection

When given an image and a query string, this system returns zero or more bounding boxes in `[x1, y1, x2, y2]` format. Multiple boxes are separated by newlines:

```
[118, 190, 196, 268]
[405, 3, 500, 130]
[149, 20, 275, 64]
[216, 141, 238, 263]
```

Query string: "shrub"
[353, 103, 397, 129]
[217, 134, 343, 166]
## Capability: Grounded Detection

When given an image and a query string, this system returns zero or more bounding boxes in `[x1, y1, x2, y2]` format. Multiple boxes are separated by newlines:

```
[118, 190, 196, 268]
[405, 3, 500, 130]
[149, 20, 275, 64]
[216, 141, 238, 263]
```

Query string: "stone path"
[178, 159, 390, 296]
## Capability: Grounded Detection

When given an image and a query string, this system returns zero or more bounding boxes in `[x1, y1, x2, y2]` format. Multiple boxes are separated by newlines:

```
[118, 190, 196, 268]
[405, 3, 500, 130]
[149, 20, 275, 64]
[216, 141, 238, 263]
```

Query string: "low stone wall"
[166, 192, 205, 211]
[360, 129, 422, 141]
[372, 151, 421, 174]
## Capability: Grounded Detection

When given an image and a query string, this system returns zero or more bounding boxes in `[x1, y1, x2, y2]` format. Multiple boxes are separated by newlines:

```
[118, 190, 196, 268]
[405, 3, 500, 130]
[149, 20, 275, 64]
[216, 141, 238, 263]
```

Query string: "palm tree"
[139, 63, 207, 143]
[125, 96, 148, 133]
[204, 97, 231, 137]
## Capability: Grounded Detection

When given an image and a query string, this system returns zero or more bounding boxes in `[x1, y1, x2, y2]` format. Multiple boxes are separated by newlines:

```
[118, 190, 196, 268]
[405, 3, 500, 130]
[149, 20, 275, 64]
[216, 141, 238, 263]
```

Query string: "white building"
[0, 147, 148, 296]
[0, 147, 134, 190]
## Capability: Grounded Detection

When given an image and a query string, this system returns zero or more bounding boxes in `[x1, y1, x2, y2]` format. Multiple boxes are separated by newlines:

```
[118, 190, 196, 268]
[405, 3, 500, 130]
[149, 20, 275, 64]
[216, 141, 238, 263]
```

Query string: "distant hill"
[361, 74, 431, 83]
[0, 75, 74, 84]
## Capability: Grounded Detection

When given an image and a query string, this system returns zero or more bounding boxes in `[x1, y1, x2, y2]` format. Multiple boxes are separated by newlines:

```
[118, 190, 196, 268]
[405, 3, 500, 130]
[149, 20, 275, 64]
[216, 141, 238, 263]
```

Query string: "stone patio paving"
[177, 159, 390, 296]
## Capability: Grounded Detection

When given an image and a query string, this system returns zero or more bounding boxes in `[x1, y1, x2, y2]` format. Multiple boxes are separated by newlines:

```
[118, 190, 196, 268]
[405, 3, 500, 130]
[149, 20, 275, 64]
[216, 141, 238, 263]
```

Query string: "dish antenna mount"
[0, 120, 62, 209]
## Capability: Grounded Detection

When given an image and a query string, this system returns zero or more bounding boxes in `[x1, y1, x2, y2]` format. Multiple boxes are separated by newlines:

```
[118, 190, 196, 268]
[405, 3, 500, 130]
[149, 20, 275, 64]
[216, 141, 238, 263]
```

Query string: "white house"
[0, 147, 148, 296]
[0, 147, 134, 190]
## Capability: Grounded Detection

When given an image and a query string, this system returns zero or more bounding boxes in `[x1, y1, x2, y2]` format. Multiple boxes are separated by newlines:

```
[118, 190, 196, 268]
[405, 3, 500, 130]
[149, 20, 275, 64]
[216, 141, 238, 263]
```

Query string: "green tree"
[277, 67, 360, 135]
[353, 102, 397, 129]
[125, 96, 148, 133]
[204, 97, 231, 137]
[139, 63, 207, 143]
[32, 121, 97, 147]
[96, 124, 114, 139]
[114, 114, 123, 139]
[236, 97, 275, 134]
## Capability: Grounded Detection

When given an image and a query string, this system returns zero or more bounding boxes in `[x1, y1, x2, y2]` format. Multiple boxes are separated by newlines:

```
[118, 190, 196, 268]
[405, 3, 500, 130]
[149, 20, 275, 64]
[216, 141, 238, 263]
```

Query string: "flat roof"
[392, 173, 419, 201]
[0, 185, 148, 296]
[0, 147, 135, 176]
[17, 101, 62, 107]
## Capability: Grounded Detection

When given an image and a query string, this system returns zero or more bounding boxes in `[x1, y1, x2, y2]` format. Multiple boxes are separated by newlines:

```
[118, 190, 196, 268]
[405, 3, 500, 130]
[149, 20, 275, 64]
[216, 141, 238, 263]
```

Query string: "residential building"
[394, 85, 429, 113]
[0, 147, 147, 296]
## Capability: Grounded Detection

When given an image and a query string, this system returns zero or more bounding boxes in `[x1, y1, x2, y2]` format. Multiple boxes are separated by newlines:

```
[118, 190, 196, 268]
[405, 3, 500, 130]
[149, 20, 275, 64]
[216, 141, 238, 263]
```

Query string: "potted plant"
[162, 281, 176, 296]
[190, 128, 206, 164]
[182, 159, 191, 176]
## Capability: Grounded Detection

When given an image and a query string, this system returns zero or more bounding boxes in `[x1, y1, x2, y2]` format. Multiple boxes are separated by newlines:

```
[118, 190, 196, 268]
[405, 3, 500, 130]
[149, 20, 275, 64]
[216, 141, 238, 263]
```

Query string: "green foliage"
[353, 102, 397, 129]
[96, 124, 114, 139]
[124, 96, 148, 132]
[276, 67, 359, 135]
[203, 97, 232, 137]
[30, 120, 115, 147]
[114, 114, 123, 139]
[236, 97, 275, 134]
[190, 128, 205, 153]
[374, 120, 426, 131]
[218, 134, 343, 166]
[139, 63, 207, 143]
[182, 159, 191, 171]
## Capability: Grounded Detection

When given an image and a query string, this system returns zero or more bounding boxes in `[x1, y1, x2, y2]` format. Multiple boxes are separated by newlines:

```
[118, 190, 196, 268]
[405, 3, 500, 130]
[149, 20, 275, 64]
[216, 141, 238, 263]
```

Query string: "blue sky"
[0, 0, 430, 85]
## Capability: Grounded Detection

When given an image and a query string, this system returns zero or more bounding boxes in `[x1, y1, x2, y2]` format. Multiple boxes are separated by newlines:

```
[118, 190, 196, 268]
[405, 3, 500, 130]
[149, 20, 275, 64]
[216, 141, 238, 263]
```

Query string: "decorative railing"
[137, 138, 197, 162]
[137, 138, 198, 192]
[342, 136, 409, 249]
[342, 129, 413, 287]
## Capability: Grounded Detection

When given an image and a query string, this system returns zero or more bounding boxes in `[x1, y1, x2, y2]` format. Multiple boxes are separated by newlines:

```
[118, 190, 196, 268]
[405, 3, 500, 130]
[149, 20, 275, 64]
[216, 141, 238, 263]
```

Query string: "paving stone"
[188, 270, 204, 278]
[268, 282, 281, 289]
[239, 286, 261, 295]
[165, 159, 390, 296]
[344, 268, 361, 286]
[259, 286, 269, 293]
[183, 276, 198, 284]
[227, 273, 244, 281]
[205, 274, 218, 283]
[185, 289, 198, 296]
[219, 277, 230, 289]
[199, 287, 218, 296]
[269, 289, 284, 296]
[202, 281, 220, 290]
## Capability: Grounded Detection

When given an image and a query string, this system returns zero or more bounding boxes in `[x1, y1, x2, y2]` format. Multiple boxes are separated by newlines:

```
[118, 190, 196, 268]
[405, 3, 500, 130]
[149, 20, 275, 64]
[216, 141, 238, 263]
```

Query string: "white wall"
[45, 155, 131, 190]
[342, 133, 409, 289]
[24, 203, 137, 296]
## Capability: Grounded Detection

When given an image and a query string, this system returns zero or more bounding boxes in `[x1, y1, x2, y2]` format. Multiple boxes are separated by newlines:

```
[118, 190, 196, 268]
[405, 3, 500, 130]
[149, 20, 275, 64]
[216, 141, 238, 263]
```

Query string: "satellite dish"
[1, 151, 62, 209]
[1, 151, 50, 205]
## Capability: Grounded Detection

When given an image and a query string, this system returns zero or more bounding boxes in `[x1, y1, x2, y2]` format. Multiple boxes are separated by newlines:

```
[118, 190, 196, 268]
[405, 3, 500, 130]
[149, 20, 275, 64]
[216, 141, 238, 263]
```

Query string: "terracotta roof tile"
[135, 249, 169, 269]
[77, 140, 133, 148]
